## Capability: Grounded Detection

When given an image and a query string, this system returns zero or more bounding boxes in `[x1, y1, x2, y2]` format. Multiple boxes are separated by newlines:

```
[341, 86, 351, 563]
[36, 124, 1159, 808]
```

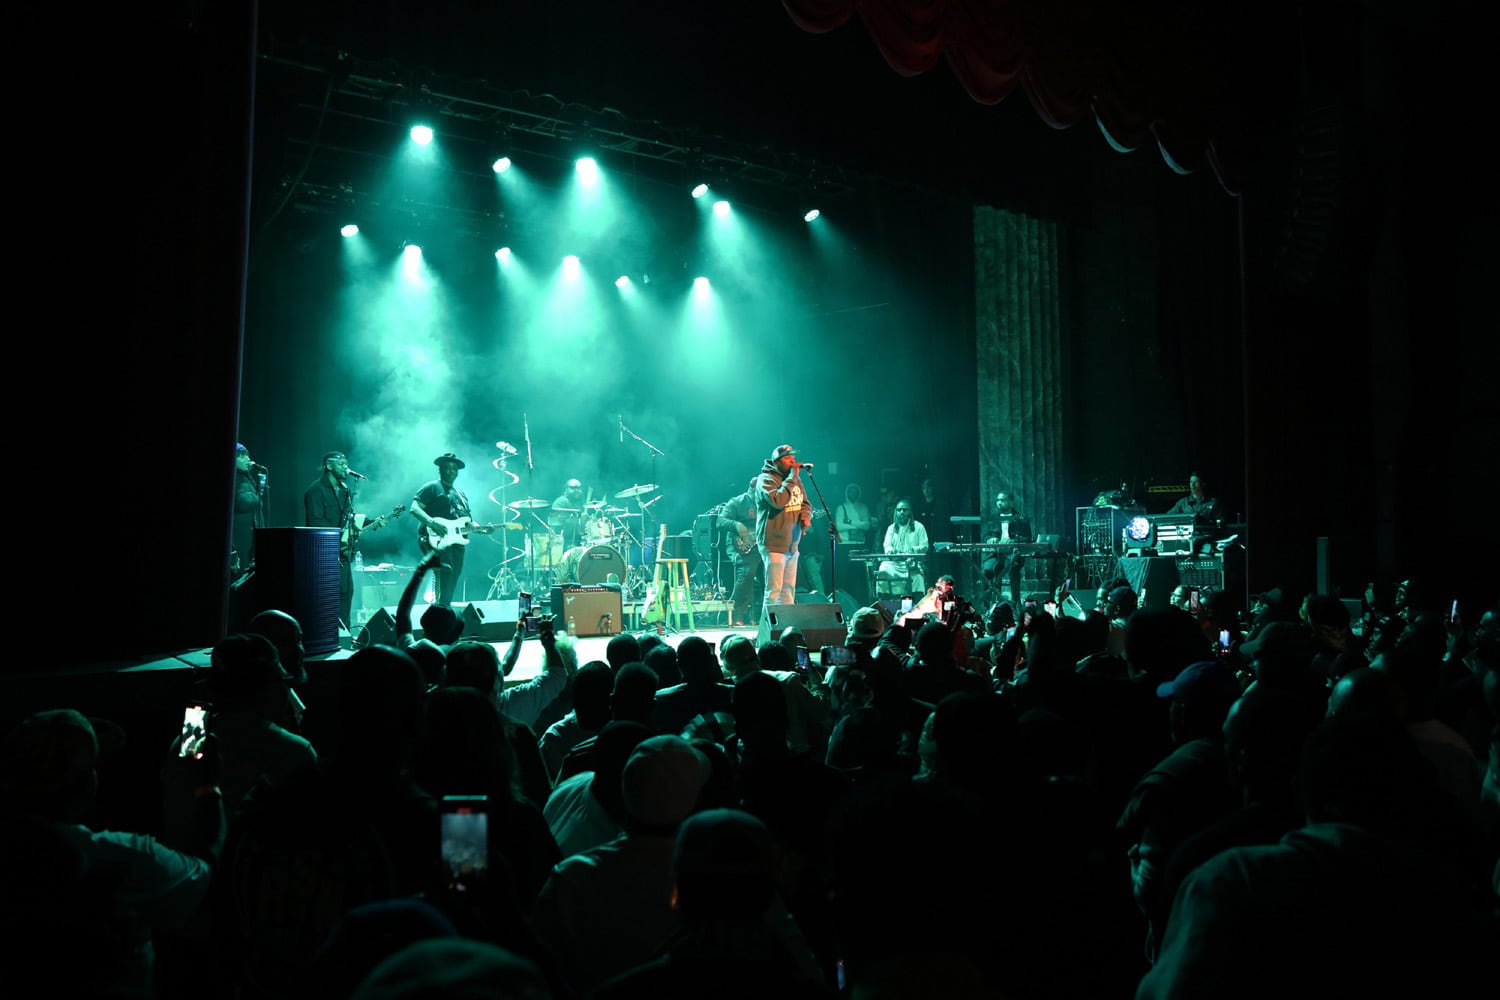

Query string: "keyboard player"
[876, 499, 929, 597]
[981, 491, 1033, 603]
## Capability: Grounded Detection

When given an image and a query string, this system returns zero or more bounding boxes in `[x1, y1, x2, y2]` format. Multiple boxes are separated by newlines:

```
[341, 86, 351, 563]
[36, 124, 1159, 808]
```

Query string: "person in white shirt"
[877, 499, 929, 597]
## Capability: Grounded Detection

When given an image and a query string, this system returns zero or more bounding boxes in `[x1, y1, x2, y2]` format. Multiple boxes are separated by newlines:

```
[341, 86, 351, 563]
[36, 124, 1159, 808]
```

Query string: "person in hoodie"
[755, 444, 813, 610]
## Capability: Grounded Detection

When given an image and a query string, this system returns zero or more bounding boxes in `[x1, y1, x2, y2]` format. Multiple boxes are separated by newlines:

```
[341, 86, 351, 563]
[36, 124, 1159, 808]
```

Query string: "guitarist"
[715, 481, 763, 627]
[303, 450, 358, 628]
[410, 452, 472, 607]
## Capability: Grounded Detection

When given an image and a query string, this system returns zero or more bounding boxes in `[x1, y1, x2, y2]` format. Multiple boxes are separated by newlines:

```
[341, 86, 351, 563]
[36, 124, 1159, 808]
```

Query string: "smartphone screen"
[1450, 599, 1459, 625]
[795, 647, 810, 672]
[518, 592, 533, 615]
[1188, 589, 1201, 614]
[823, 645, 856, 667]
[1219, 629, 1231, 650]
[177, 705, 208, 759]
[441, 795, 489, 883]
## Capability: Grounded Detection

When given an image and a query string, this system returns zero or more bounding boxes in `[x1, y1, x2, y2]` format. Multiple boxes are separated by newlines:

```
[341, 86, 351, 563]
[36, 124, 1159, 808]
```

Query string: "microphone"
[798, 462, 815, 471]
[619, 414, 623, 443]
[347, 470, 369, 480]
[251, 462, 269, 473]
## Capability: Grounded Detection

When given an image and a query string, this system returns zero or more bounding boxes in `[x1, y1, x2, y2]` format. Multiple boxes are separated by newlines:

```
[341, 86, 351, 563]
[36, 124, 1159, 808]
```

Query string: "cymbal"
[584, 501, 605, 509]
[508, 498, 550, 509]
[601, 506, 628, 515]
[615, 484, 658, 498]
[549, 507, 580, 515]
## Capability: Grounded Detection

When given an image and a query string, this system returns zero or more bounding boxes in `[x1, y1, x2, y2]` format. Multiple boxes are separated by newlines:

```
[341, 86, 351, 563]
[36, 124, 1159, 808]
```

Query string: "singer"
[754, 444, 813, 608]
[231, 443, 266, 575]
[303, 449, 359, 627]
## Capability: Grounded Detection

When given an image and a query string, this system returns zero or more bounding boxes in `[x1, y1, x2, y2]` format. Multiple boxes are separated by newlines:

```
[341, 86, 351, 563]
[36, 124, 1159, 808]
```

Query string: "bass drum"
[559, 544, 627, 587]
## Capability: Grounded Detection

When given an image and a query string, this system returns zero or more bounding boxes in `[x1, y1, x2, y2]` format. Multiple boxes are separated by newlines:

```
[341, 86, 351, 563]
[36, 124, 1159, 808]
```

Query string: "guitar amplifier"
[551, 585, 623, 637]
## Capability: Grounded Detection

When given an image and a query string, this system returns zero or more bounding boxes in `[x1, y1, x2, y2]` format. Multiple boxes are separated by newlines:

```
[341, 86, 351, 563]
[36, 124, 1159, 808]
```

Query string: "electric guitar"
[419, 515, 502, 553]
[641, 524, 669, 624]
[341, 504, 406, 559]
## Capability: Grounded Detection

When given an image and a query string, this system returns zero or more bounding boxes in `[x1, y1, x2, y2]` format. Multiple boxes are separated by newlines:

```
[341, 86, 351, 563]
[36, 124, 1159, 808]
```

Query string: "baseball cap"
[848, 606, 887, 641]
[1156, 659, 1241, 704]
[770, 444, 798, 460]
[620, 734, 711, 828]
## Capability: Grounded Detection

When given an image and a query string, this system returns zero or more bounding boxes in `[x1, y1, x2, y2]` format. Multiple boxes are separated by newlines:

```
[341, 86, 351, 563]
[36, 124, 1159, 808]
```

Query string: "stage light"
[492, 156, 511, 173]
[803, 209, 820, 222]
[712, 200, 730, 217]
[402, 242, 423, 257]
[575, 157, 599, 184]
[496, 247, 511, 262]
[615, 275, 631, 288]
[562, 254, 580, 276]
[1123, 515, 1155, 555]
[340, 224, 359, 238]
[691, 183, 709, 199]
[410, 124, 434, 145]
[693, 276, 710, 292]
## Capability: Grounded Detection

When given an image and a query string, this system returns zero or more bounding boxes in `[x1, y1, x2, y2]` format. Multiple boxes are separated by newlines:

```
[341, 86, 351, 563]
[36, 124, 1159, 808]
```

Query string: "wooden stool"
[655, 557, 696, 631]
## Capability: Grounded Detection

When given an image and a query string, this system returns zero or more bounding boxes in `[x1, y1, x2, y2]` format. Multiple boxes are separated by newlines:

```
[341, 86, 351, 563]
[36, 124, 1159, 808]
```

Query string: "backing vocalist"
[755, 444, 813, 608]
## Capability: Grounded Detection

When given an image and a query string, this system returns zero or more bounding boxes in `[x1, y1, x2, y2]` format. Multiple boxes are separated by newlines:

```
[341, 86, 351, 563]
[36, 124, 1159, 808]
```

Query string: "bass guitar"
[419, 515, 502, 553]
[342, 504, 406, 559]
[641, 524, 669, 624]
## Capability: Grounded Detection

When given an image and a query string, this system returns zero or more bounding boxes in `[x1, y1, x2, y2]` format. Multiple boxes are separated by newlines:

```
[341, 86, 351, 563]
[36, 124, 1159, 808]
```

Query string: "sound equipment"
[1175, 556, 1224, 591]
[460, 600, 520, 642]
[251, 527, 341, 656]
[355, 607, 416, 648]
[692, 514, 716, 563]
[551, 585, 623, 637]
[758, 603, 846, 651]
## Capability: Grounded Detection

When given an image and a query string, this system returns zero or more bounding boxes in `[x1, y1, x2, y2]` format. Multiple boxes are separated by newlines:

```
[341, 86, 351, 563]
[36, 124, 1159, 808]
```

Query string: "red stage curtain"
[782, 0, 1244, 193]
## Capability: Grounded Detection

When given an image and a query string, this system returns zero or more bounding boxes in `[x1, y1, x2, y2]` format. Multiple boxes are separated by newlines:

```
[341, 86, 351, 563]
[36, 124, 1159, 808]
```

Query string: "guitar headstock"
[391, 504, 407, 518]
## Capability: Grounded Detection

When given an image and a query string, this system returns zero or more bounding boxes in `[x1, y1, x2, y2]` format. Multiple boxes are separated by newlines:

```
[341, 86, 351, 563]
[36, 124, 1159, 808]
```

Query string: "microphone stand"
[619, 418, 664, 499]
[802, 468, 842, 604]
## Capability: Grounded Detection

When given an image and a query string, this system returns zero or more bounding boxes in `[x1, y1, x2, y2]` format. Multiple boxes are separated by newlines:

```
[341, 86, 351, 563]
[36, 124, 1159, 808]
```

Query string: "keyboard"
[933, 542, 1049, 553]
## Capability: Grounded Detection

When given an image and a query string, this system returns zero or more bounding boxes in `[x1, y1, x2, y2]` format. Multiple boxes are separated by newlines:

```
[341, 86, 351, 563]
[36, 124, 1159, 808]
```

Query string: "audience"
[9, 575, 1495, 1000]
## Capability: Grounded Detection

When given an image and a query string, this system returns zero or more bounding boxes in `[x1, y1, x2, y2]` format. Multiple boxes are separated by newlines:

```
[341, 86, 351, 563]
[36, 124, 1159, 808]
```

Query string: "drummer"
[549, 478, 588, 548]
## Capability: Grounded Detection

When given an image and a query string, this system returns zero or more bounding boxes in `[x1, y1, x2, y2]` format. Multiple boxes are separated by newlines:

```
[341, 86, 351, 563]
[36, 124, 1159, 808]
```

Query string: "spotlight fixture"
[803, 209, 820, 222]
[340, 224, 359, 237]
[409, 124, 434, 145]
[496, 247, 511, 261]
[492, 156, 512, 173]
[712, 200, 731, 217]
[691, 183, 709, 199]
[575, 157, 599, 184]
[1122, 515, 1155, 555]
[615, 275, 631, 288]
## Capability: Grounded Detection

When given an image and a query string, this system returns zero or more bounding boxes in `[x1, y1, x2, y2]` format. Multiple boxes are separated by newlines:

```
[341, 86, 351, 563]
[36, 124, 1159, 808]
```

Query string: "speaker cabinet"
[250, 527, 341, 656]
[551, 586, 623, 637]
[355, 607, 401, 648]
[758, 603, 846, 651]
[460, 600, 519, 642]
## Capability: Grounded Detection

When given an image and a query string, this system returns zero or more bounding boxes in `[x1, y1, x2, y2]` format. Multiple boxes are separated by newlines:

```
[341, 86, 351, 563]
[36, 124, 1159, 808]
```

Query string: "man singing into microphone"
[304, 450, 357, 627]
[755, 444, 813, 609]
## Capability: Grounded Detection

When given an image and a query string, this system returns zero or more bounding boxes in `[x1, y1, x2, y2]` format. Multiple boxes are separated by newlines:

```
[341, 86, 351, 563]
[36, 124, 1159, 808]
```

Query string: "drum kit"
[490, 483, 662, 597]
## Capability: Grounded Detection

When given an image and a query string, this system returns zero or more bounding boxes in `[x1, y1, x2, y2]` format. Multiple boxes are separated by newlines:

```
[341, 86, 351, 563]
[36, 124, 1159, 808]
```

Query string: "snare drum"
[559, 544, 626, 587]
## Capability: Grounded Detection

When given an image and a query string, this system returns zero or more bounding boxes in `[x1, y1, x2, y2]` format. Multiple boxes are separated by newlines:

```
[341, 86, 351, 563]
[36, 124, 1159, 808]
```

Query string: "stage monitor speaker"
[758, 603, 846, 651]
[355, 608, 400, 649]
[460, 600, 519, 642]
[551, 586, 623, 637]
[250, 527, 341, 656]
